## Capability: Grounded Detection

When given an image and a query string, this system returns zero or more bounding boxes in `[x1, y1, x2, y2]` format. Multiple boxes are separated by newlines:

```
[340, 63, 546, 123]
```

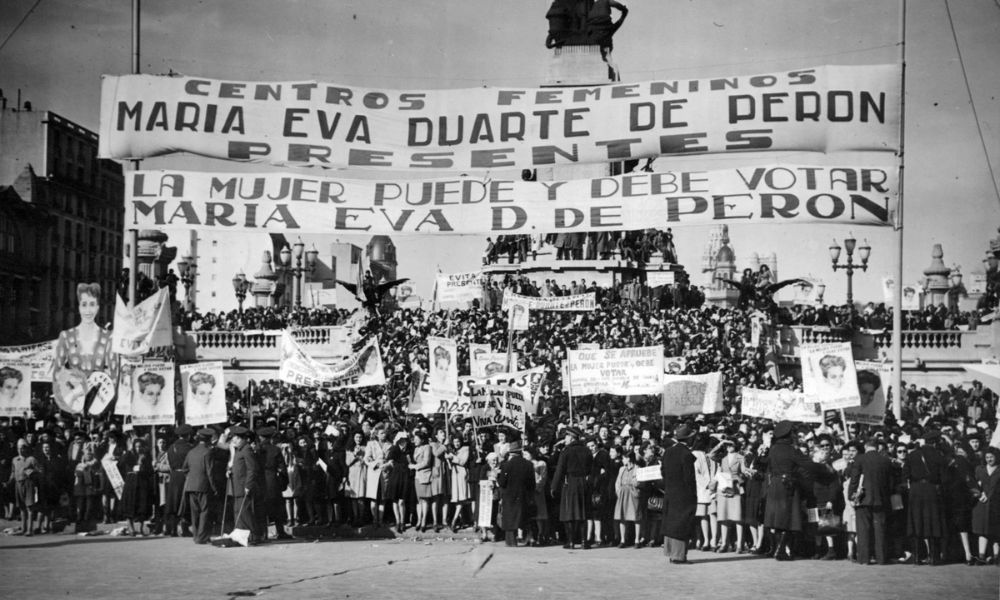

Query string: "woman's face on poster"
[141, 383, 163, 406]
[1, 377, 19, 400]
[193, 382, 213, 405]
[79, 292, 99, 324]
[822, 365, 845, 388]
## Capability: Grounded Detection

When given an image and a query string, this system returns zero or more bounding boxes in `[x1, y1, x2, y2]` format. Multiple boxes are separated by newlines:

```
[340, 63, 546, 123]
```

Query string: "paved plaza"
[1, 523, 996, 600]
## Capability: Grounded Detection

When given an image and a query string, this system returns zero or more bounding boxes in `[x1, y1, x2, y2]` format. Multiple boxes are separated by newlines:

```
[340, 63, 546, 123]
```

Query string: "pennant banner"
[279, 332, 386, 389]
[435, 271, 486, 302]
[660, 372, 723, 416]
[845, 360, 889, 425]
[408, 366, 546, 416]
[801, 342, 861, 410]
[740, 387, 823, 423]
[568, 346, 664, 396]
[0, 362, 32, 417]
[112, 288, 173, 356]
[130, 361, 176, 426]
[501, 290, 597, 312]
[100, 65, 900, 170]
[125, 163, 897, 234]
[181, 362, 228, 426]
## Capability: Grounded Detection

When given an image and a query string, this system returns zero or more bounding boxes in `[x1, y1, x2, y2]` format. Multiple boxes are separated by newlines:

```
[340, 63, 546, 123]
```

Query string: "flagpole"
[891, 0, 907, 422]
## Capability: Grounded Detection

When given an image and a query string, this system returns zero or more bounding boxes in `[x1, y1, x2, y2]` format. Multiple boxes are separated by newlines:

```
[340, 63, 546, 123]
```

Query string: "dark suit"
[849, 449, 893, 564]
[182, 442, 216, 544]
[257, 442, 288, 530]
[164, 438, 193, 536]
[660, 442, 697, 561]
[497, 453, 535, 546]
[229, 444, 259, 535]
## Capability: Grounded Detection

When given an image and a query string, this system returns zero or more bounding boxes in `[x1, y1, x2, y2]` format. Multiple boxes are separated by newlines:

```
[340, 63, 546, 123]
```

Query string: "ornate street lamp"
[176, 254, 197, 310]
[232, 270, 251, 314]
[829, 234, 870, 306]
[279, 239, 318, 307]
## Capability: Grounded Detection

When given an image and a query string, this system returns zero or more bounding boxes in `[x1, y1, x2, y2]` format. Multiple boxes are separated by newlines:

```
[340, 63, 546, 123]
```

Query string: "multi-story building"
[0, 99, 124, 342]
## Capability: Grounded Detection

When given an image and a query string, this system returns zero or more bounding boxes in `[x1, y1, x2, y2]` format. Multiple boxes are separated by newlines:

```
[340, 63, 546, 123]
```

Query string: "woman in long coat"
[363, 426, 391, 527]
[903, 431, 946, 565]
[345, 432, 367, 526]
[429, 428, 450, 533]
[763, 421, 826, 560]
[384, 432, 411, 533]
[410, 430, 434, 532]
[445, 435, 471, 531]
[614, 449, 641, 547]
[972, 446, 1000, 564]
[120, 438, 153, 536]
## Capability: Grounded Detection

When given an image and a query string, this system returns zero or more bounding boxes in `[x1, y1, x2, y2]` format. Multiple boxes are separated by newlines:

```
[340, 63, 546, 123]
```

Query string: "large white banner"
[740, 387, 823, 423]
[181, 362, 228, 426]
[427, 337, 459, 403]
[279, 332, 386, 389]
[125, 164, 897, 234]
[408, 366, 546, 416]
[130, 361, 176, 427]
[568, 346, 664, 396]
[0, 362, 31, 417]
[660, 372, 724, 416]
[801, 342, 861, 410]
[100, 66, 900, 170]
[435, 271, 486, 302]
[845, 361, 889, 425]
[501, 290, 598, 312]
[112, 288, 173, 356]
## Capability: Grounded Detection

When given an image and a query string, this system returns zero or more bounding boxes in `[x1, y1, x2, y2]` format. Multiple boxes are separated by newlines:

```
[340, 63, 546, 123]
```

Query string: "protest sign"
[408, 366, 545, 416]
[801, 342, 861, 410]
[116, 358, 141, 416]
[844, 360, 889, 425]
[101, 65, 900, 170]
[0, 341, 55, 382]
[0, 362, 32, 417]
[468, 385, 526, 430]
[471, 352, 517, 378]
[130, 361, 176, 426]
[636, 465, 662, 482]
[568, 346, 664, 396]
[509, 304, 529, 332]
[102, 456, 125, 500]
[435, 271, 486, 302]
[663, 356, 686, 374]
[182, 362, 228, 425]
[112, 288, 173, 356]
[478, 482, 494, 528]
[279, 332, 386, 389]
[791, 278, 823, 305]
[468, 343, 491, 374]
[646, 271, 676, 288]
[741, 387, 823, 423]
[660, 372, 723, 416]
[427, 337, 459, 402]
[882, 277, 922, 311]
[502, 290, 597, 312]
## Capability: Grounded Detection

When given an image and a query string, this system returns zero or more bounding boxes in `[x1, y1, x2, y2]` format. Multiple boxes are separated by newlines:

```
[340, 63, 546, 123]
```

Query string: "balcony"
[179, 325, 352, 367]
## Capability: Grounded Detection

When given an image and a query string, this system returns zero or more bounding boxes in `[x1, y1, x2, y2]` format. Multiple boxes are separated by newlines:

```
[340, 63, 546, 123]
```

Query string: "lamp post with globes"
[176, 255, 197, 311]
[232, 271, 252, 315]
[279, 238, 318, 307]
[829, 235, 871, 307]
[947, 266, 966, 313]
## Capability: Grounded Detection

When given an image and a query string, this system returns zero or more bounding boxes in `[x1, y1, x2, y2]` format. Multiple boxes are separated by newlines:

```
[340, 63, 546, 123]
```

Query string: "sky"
[1, 0, 998, 306]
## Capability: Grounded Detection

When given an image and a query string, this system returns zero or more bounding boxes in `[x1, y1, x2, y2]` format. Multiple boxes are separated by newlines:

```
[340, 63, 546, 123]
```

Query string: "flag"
[112, 288, 173, 356]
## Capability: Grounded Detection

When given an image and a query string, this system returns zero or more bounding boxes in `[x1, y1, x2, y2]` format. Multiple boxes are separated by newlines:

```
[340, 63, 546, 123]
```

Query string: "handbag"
[592, 492, 604, 509]
[817, 508, 844, 535]
[646, 495, 663, 512]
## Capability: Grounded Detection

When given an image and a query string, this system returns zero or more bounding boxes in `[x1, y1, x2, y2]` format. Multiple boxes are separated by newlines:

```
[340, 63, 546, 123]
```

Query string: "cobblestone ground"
[1, 521, 996, 600]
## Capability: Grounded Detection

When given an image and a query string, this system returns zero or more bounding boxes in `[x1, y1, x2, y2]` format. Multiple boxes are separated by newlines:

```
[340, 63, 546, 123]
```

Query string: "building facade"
[0, 104, 123, 342]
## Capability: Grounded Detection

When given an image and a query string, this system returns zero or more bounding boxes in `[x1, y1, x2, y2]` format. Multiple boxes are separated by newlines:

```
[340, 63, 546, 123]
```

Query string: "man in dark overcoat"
[551, 427, 593, 549]
[660, 424, 697, 564]
[256, 427, 291, 540]
[182, 428, 217, 544]
[164, 424, 194, 537]
[497, 440, 535, 546]
[849, 436, 893, 565]
[763, 420, 826, 560]
[228, 426, 259, 544]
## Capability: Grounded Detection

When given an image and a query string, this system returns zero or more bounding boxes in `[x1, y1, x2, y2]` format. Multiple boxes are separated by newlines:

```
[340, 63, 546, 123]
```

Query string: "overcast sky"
[2, 0, 998, 303]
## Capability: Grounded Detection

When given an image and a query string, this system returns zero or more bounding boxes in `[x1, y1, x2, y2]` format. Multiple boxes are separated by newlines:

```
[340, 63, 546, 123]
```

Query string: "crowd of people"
[3, 273, 1000, 566]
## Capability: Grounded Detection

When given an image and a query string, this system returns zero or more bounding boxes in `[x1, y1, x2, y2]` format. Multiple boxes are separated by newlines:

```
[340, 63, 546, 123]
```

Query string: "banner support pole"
[891, 0, 907, 422]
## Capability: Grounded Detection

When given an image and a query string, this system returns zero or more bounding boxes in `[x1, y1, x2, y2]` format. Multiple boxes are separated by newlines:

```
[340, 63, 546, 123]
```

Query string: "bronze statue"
[546, 0, 628, 50]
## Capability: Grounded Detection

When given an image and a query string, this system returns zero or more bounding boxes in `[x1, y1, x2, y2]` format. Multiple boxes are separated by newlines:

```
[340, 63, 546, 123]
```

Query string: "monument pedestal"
[544, 45, 611, 86]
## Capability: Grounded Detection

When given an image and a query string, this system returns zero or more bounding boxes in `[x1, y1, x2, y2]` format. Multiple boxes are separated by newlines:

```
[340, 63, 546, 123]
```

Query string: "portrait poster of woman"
[129, 363, 176, 427]
[0, 363, 31, 417]
[181, 362, 227, 426]
[800, 342, 861, 410]
[427, 336, 458, 401]
[52, 282, 117, 414]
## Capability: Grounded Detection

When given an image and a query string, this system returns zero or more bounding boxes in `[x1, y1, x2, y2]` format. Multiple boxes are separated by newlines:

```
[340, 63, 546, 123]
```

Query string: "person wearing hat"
[848, 436, 894, 565]
[497, 439, 535, 547]
[763, 420, 827, 561]
[255, 426, 292, 541]
[902, 430, 946, 565]
[227, 425, 260, 543]
[163, 424, 194, 537]
[181, 428, 218, 544]
[660, 424, 698, 564]
[550, 426, 593, 549]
